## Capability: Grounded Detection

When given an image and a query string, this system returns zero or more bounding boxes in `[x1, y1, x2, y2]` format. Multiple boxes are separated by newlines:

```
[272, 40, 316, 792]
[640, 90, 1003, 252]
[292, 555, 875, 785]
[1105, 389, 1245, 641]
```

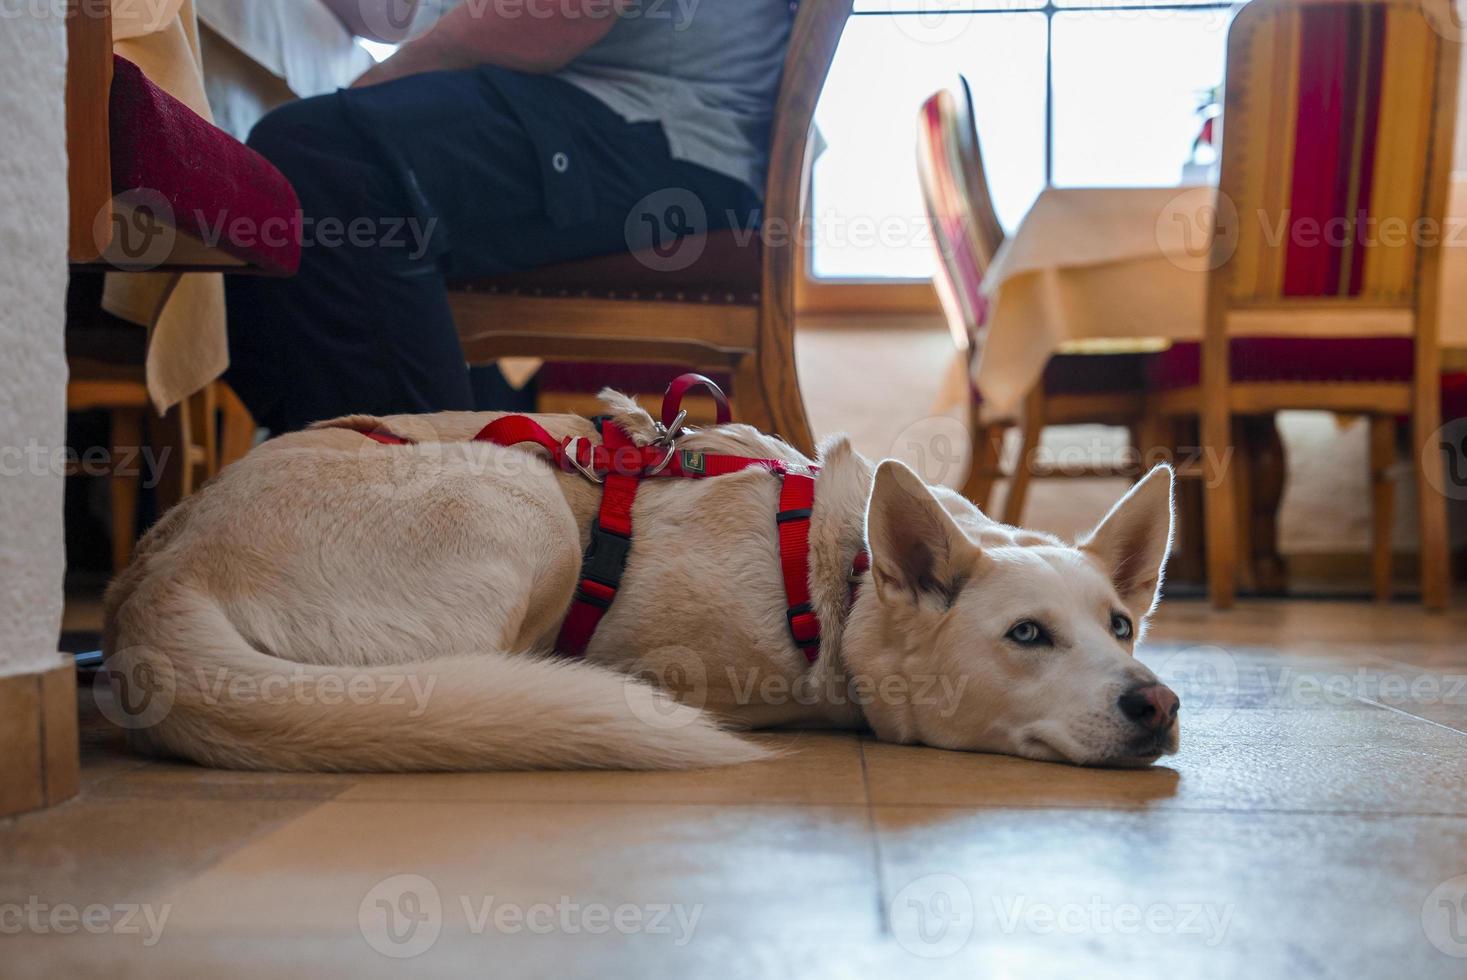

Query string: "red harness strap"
[354, 375, 866, 663]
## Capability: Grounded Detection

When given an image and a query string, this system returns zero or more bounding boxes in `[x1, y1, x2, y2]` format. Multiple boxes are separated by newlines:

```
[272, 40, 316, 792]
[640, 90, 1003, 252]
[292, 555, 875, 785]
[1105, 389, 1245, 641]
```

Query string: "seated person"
[225, 0, 793, 434]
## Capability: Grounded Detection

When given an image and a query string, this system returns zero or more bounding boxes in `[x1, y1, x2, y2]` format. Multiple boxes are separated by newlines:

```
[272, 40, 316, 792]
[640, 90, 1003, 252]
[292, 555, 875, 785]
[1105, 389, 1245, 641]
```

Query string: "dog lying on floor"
[103, 391, 1180, 772]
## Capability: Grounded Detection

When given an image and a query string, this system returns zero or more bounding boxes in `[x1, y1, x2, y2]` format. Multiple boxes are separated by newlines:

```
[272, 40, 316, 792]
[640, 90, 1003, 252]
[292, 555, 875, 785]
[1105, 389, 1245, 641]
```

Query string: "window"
[809, 0, 1234, 283]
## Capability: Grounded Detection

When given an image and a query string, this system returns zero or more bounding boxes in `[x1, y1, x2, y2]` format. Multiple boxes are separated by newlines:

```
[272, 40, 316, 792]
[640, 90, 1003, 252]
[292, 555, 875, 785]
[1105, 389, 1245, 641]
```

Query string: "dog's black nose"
[1118, 684, 1180, 732]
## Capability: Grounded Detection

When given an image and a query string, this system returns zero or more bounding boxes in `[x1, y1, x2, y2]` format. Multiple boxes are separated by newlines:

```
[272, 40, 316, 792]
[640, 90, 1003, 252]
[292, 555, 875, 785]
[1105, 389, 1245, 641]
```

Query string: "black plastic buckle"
[580, 519, 632, 590]
[785, 601, 820, 646]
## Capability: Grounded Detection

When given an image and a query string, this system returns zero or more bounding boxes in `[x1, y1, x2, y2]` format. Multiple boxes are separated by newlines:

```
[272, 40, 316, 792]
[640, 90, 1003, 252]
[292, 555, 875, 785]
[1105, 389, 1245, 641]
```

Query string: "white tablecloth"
[195, 0, 370, 100]
[976, 181, 1467, 416]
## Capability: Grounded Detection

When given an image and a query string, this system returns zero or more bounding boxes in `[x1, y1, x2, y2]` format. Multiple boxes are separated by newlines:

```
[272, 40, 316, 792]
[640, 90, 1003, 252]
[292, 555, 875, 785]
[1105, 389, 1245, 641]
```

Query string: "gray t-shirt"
[555, 0, 795, 194]
[411, 0, 793, 194]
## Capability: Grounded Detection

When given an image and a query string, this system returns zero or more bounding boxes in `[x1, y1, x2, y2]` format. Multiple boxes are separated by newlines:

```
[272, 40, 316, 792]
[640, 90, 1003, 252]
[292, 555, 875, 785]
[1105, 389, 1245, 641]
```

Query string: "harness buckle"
[785, 601, 821, 646]
[581, 520, 633, 590]
[562, 437, 604, 485]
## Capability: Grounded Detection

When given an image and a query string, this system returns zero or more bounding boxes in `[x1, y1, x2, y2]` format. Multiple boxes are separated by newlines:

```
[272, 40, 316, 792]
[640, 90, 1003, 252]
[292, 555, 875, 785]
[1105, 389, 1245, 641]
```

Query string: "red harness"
[359, 374, 868, 663]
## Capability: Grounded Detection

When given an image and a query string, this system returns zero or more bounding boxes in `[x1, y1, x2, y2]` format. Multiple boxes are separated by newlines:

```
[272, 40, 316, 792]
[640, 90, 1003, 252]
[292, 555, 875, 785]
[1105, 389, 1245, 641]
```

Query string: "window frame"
[799, 0, 1236, 315]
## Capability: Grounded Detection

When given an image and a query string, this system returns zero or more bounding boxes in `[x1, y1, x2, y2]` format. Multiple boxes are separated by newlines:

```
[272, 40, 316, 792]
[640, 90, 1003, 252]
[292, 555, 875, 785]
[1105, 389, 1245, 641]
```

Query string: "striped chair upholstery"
[918, 78, 1150, 406]
[1226, 1, 1438, 304]
[918, 78, 1150, 519]
[1158, 0, 1460, 609]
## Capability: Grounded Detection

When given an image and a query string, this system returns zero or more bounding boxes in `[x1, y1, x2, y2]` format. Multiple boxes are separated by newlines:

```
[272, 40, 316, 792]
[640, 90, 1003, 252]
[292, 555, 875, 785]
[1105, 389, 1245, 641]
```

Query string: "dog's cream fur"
[104, 392, 1179, 771]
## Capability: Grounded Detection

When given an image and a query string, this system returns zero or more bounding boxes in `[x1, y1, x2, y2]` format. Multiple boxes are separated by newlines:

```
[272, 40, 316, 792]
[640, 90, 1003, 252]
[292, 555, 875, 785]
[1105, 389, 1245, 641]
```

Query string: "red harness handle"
[663, 373, 732, 430]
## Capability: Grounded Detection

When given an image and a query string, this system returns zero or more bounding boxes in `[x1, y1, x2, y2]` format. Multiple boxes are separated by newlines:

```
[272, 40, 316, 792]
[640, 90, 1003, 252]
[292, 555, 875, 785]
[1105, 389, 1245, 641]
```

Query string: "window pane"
[1050, 10, 1230, 187]
[812, 13, 1047, 280]
[855, 0, 1044, 12]
[1053, 0, 1232, 8]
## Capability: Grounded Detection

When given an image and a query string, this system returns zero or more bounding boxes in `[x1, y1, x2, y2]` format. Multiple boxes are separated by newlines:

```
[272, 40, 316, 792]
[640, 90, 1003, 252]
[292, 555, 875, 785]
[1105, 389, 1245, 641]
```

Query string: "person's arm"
[321, 0, 422, 44]
[351, 0, 626, 87]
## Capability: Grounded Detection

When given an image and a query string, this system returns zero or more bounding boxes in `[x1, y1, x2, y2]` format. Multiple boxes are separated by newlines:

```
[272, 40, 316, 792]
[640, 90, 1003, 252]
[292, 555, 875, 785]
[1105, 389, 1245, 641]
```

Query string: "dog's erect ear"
[1078, 464, 1175, 617]
[866, 460, 978, 607]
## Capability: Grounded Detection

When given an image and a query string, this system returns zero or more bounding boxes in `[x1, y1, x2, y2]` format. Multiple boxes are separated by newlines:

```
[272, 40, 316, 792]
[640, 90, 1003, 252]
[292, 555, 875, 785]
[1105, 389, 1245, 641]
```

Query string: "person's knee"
[246, 95, 354, 171]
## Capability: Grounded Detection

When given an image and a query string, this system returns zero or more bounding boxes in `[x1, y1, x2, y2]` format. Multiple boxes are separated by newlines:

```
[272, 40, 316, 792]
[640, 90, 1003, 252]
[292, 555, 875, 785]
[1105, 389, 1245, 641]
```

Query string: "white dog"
[103, 392, 1179, 772]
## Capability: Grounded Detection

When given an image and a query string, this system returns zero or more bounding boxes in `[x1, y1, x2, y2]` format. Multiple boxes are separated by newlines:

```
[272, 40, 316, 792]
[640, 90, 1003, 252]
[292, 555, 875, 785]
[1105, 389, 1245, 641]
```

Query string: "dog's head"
[848, 461, 1178, 767]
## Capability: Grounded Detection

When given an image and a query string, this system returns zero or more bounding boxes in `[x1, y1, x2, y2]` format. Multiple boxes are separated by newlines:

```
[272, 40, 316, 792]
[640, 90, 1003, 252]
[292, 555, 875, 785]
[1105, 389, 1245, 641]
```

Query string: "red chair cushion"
[1444, 373, 1467, 422]
[108, 56, 301, 275]
[1148, 338, 1415, 390]
[539, 363, 734, 396]
[449, 230, 762, 304]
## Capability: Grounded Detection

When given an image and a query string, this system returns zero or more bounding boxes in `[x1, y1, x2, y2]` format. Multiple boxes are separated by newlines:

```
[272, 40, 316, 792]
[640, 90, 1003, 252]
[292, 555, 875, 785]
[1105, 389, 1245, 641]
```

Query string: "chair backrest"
[916, 77, 1006, 350]
[66, 0, 116, 263]
[763, 0, 854, 253]
[1217, 0, 1460, 313]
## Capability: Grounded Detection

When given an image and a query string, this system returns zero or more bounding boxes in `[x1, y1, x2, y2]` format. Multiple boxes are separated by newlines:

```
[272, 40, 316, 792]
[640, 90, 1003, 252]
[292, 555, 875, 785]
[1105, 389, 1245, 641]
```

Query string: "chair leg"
[216, 382, 258, 470]
[1230, 418, 1256, 595]
[1168, 416, 1206, 585]
[190, 384, 219, 484]
[1368, 415, 1396, 602]
[962, 420, 1006, 513]
[1001, 386, 1045, 527]
[150, 399, 195, 517]
[1133, 412, 1169, 478]
[1414, 387, 1451, 612]
[1243, 415, 1288, 595]
[109, 407, 143, 573]
[1201, 402, 1238, 610]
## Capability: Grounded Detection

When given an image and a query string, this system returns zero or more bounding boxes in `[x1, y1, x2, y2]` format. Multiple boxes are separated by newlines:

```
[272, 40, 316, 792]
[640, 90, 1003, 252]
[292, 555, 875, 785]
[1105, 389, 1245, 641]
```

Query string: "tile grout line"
[1353, 697, 1467, 737]
[856, 736, 892, 938]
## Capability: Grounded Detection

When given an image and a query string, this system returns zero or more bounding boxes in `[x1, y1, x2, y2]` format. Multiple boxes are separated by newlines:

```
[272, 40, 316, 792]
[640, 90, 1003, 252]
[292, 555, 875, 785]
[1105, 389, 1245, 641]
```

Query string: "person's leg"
[226, 68, 761, 433]
[224, 89, 476, 433]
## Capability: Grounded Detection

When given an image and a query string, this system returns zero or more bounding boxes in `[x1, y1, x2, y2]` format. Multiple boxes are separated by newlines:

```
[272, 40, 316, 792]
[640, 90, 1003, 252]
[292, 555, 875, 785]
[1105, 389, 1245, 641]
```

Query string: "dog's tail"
[105, 587, 769, 772]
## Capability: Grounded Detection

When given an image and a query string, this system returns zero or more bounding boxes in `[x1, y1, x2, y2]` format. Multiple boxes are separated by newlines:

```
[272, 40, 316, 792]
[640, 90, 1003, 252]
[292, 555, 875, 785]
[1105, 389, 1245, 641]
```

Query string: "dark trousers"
[225, 66, 760, 434]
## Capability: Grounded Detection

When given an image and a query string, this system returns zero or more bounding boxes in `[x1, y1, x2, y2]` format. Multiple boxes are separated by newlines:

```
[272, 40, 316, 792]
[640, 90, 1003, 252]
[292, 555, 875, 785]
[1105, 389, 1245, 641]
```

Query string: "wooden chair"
[65, 0, 296, 568]
[917, 78, 1151, 524]
[1148, 0, 1460, 609]
[445, 0, 854, 457]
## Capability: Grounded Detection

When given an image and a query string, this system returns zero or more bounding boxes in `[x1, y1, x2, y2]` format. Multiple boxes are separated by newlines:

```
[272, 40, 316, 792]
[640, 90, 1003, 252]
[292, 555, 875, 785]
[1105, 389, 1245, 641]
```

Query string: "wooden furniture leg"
[1243, 414, 1288, 595]
[1001, 386, 1045, 526]
[217, 382, 258, 469]
[1369, 414, 1396, 602]
[1414, 344, 1451, 611]
[962, 418, 1006, 513]
[109, 405, 143, 572]
[1171, 417, 1206, 585]
[1231, 418, 1257, 594]
[151, 397, 196, 515]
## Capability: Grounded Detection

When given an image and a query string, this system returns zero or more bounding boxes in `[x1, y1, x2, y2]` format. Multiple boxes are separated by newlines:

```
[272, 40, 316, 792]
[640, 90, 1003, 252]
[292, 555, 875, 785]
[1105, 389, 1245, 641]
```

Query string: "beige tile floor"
[7, 600, 1467, 978]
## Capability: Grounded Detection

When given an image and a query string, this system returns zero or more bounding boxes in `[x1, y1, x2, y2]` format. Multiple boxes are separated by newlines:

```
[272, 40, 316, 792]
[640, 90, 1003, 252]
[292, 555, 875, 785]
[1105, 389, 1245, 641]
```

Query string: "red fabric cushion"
[1147, 337, 1415, 390]
[449, 230, 761, 303]
[539, 363, 734, 396]
[108, 56, 301, 275]
[1444, 373, 1467, 422]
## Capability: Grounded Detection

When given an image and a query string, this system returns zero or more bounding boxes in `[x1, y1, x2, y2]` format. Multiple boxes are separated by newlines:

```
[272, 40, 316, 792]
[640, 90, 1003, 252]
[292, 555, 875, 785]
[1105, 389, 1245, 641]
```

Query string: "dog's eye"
[1111, 613, 1134, 640]
[1005, 621, 1051, 647]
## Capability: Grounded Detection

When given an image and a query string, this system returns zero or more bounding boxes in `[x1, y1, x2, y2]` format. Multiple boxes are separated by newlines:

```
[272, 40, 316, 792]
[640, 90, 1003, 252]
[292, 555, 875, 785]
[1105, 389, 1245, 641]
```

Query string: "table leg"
[1240, 414, 1288, 595]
